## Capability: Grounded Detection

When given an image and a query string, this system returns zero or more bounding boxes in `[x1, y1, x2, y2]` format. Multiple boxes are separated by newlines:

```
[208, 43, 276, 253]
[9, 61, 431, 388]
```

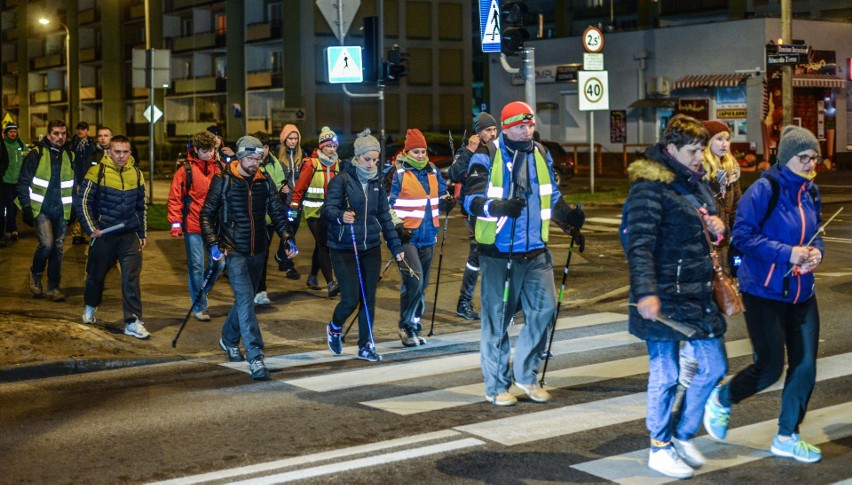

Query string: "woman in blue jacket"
[704, 125, 825, 463]
[323, 130, 404, 362]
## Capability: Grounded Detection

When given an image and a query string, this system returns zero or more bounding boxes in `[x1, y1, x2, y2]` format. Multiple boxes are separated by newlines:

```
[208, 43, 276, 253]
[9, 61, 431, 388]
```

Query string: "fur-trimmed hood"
[628, 143, 712, 185]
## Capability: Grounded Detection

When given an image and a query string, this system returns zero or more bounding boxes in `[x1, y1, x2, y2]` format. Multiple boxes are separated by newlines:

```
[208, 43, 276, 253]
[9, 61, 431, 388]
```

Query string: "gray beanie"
[777, 125, 819, 166]
[235, 135, 264, 159]
[353, 128, 381, 157]
[474, 112, 497, 134]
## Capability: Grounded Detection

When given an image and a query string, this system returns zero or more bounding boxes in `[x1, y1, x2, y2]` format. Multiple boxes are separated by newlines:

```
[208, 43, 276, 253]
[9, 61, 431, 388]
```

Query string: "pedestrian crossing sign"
[479, 0, 501, 53]
[326, 46, 363, 84]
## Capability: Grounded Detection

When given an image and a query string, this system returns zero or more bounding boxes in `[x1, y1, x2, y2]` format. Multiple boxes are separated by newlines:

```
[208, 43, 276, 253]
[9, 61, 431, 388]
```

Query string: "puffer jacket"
[166, 149, 221, 234]
[388, 155, 448, 247]
[731, 163, 823, 304]
[75, 154, 147, 239]
[624, 144, 726, 341]
[200, 160, 293, 256]
[323, 161, 403, 256]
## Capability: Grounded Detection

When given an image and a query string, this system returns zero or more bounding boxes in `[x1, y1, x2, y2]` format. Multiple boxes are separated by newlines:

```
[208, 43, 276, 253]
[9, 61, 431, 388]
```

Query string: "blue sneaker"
[703, 386, 731, 441]
[327, 323, 342, 355]
[357, 343, 382, 362]
[771, 433, 822, 463]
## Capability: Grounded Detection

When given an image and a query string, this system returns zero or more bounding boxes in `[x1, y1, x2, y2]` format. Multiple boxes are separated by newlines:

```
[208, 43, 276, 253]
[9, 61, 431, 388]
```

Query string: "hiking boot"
[28, 270, 43, 297]
[194, 310, 211, 321]
[10, 231, 18, 241]
[306, 274, 321, 290]
[456, 300, 480, 320]
[219, 338, 245, 362]
[248, 356, 270, 380]
[326, 323, 342, 355]
[82, 305, 97, 324]
[124, 316, 151, 340]
[72, 235, 88, 245]
[399, 327, 418, 347]
[771, 433, 822, 463]
[285, 268, 301, 280]
[648, 445, 693, 479]
[485, 392, 517, 407]
[45, 288, 66, 302]
[357, 343, 382, 362]
[515, 382, 551, 403]
[327, 280, 340, 298]
[413, 328, 427, 345]
[703, 386, 731, 441]
[672, 437, 705, 468]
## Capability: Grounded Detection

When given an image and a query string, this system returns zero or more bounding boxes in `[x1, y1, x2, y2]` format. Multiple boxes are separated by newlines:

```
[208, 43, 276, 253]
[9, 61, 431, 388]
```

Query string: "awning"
[628, 98, 678, 109]
[793, 74, 845, 89]
[672, 73, 751, 90]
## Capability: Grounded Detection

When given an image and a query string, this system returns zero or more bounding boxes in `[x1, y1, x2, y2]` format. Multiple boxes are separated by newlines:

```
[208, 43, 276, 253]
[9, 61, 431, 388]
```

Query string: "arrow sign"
[143, 104, 163, 123]
[316, 0, 360, 42]
[479, 0, 501, 53]
[327, 46, 363, 84]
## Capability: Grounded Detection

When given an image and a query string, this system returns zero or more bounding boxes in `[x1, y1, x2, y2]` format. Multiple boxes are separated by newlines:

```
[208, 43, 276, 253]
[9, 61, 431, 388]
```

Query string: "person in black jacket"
[200, 136, 297, 380]
[323, 130, 405, 362]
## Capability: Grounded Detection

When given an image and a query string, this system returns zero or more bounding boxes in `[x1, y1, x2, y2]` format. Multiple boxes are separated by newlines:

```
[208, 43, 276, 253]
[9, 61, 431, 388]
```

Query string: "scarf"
[404, 153, 429, 170]
[355, 165, 377, 184]
[318, 151, 338, 167]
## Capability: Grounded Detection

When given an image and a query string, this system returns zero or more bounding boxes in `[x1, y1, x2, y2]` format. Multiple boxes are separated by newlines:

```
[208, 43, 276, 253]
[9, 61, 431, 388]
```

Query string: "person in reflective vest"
[388, 128, 454, 347]
[16, 120, 75, 301]
[463, 101, 585, 407]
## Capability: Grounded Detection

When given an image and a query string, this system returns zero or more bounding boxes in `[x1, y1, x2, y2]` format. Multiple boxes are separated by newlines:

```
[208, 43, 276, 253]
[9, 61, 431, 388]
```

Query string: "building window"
[216, 14, 227, 34]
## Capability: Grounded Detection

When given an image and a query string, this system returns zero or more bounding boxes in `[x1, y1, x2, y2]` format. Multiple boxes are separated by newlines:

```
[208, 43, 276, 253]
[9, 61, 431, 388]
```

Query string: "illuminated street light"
[38, 18, 73, 123]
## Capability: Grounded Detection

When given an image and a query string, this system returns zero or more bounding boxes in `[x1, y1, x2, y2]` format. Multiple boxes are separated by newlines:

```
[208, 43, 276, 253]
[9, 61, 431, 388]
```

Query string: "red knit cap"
[702, 120, 730, 139]
[501, 101, 536, 129]
[404, 128, 427, 152]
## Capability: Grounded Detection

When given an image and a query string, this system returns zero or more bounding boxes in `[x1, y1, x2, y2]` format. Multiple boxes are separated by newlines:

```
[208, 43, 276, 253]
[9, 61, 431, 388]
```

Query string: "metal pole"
[378, 0, 385, 161]
[145, 0, 155, 203]
[63, 24, 71, 123]
[589, 111, 595, 194]
[523, 47, 536, 114]
[781, 0, 793, 126]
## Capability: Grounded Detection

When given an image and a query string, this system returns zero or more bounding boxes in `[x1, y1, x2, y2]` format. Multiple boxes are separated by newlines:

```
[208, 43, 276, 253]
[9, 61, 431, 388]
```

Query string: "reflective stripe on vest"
[475, 143, 552, 244]
[393, 168, 439, 229]
[303, 159, 338, 218]
[29, 148, 75, 220]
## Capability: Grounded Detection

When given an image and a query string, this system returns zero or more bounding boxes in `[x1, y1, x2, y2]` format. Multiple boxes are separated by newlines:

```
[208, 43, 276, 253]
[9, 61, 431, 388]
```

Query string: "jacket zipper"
[362, 181, 369, 249]
[247, 178, 254, 255]
[676, 259, 682, 293]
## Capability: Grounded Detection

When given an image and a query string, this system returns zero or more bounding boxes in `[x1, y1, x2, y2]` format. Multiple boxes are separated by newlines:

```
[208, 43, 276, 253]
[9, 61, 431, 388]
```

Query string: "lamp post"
[38, 18, 73, 124]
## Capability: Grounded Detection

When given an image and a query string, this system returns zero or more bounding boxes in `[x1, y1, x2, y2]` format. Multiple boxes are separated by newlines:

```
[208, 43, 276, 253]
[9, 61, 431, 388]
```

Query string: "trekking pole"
[783, 206, 843, 277]
[378, 257, 394, 282]
[540, 232, 576, 386]
[349, 223, 379, 353]
[493, 158, 519, 406]
[172, 263, 218, 348]
[427, 131, 457, 337]
[341, 303, 360, 343]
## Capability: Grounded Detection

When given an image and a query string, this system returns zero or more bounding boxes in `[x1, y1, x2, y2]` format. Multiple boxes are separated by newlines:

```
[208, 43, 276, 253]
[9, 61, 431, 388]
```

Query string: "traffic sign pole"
[590, 112, 594, 194]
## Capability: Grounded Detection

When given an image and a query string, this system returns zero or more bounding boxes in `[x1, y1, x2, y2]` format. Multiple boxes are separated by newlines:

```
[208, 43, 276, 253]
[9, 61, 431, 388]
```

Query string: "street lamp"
[38, 18, 73, 123]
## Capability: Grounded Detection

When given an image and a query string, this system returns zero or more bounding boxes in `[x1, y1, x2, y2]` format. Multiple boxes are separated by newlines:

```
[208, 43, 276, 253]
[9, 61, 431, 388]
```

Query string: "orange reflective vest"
[392, 167, 439, 229]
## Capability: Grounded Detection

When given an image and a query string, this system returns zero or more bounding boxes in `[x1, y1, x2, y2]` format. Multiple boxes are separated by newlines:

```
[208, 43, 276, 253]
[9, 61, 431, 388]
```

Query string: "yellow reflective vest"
[27, 147, 75, 220]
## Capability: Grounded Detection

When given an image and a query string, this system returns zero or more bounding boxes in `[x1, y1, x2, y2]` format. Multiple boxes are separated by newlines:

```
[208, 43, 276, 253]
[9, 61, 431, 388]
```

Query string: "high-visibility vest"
[392, 165, 439, 229]
[302, 158, 338, 219]
[29, 147, 75, 220]
[475, 142, 552, 244]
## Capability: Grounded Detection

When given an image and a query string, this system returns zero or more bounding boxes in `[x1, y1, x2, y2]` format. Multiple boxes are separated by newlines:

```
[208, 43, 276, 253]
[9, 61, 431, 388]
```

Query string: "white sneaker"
[124, 317, 151, 340]
[194, 310, 211, 321]
[254, 291, 270, 305]
[514, 381, 551, 403]
[485, 392, 517, 407]
[672, 437, 705, 468]
[82, 305, 97, 324]
[648, 446, 694, 479]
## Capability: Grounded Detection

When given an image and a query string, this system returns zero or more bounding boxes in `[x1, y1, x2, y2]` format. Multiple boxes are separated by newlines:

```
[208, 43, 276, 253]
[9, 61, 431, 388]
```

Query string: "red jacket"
[167, 150, 222, 234]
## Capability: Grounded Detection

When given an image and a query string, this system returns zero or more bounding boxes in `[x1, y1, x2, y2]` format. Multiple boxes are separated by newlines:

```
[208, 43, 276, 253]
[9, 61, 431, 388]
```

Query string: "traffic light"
[362, 16, 380, 82]
[501, 0, 529, 57]
[383, 44, 409, 84]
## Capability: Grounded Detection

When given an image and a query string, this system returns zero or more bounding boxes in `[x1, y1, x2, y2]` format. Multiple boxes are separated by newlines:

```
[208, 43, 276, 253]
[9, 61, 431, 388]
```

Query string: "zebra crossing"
[179, 311, 852, 484]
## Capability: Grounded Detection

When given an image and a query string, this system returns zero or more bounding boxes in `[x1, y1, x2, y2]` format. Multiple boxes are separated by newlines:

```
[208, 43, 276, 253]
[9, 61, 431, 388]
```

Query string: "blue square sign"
[327, 46, 363, 84]
[480, 0, 501, 53]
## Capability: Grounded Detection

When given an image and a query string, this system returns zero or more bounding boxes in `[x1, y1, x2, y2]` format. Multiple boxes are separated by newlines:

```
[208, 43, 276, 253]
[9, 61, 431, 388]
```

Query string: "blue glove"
[210, 244, 223, 261]
[284, 239, 299, 256]
[287, 209, 298, 222]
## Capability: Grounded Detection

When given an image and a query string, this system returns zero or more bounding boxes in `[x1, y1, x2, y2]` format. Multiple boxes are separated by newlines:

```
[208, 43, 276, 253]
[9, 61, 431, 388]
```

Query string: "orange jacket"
[167, 150, 222, 234]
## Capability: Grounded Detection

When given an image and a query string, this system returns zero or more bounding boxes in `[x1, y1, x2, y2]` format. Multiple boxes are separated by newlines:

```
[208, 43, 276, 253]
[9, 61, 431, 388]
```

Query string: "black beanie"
[474, 112, 497, 134]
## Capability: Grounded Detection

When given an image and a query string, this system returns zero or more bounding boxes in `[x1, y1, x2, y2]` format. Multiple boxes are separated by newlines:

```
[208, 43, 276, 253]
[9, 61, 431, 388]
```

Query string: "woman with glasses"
[704, 125, 825, 463]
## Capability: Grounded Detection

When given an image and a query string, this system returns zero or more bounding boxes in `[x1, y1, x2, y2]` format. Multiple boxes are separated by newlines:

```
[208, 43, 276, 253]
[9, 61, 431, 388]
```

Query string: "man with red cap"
[463, 101, 585, 406]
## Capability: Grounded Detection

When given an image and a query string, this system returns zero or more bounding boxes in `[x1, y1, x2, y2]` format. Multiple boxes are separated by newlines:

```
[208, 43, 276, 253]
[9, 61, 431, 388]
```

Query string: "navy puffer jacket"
[75, 155, 146, 238]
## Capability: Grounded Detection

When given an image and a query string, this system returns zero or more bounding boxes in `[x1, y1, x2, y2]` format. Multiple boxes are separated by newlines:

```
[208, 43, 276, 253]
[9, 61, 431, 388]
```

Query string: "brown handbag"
[699, 212, 745, 317]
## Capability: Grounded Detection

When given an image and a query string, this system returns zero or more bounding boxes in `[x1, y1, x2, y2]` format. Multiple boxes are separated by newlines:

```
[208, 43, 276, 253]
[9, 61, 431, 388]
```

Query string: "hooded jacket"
[731, 163, 823, 304]
[624, 144, 726, 341]
[278, 124, 303, 188]
[166, 149, 222, 234]
[75, 154, 147, 239]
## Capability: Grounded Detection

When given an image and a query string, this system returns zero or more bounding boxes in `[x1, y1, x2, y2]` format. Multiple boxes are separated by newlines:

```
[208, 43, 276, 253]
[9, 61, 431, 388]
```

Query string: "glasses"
[796, 154, 822, 165]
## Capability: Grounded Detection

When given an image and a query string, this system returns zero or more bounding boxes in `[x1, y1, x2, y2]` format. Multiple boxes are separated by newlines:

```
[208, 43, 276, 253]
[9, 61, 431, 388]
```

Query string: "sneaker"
[672, 437, 706, 468]
[770, 433, 822, 463]
[10, 231, 18, 241]
[357, 343, 383, 362]
[124, 317, 151, 340]
[82, 305, 97, 324]
[285, 268, 301, 280]
[456, 300, 480, 320]
[515, 382, 551, 403]
[219, 338, 245, 362]
[254, 291, 270, 305]
[28, 270, 43, 297]
[248, 356, 270, 380]
[194, 310, 211, 321]
[704, 386, 731, 441]
[485, 392, 518, 407]
[327, 280, 340, 298]
[326, 323, 342, 355]
[45, 288, 66, 302]
[648, 445, 694, 479]
[398, 327, 418, 347]
[306, 274, 321, 290]
[413, 326, 428, 345]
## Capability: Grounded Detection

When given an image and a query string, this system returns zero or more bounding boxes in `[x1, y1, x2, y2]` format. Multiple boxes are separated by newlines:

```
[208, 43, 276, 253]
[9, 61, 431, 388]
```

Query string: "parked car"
[540, 140, 575, 185]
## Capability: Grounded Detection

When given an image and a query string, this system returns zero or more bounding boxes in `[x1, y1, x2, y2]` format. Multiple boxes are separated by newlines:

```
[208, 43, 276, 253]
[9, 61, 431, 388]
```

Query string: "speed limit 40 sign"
[578, 70, 609, 111]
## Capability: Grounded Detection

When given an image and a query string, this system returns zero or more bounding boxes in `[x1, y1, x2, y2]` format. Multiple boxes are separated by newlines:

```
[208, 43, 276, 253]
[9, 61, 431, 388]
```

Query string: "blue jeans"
[646, 337, 727, 443]
[32, 213, 67, 290]
[221, 251, 266, 361]
[184, 233, 225, 312]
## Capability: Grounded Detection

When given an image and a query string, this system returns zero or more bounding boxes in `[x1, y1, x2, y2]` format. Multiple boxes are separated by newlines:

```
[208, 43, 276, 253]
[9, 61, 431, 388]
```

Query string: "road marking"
[572, 403, 852, 483]
[822, 236, 852, 244]
[817, 271, 852, 277]
[454, 352, 852, 446]
[585, 217, 622, 225]
[362, 339, 754, 415]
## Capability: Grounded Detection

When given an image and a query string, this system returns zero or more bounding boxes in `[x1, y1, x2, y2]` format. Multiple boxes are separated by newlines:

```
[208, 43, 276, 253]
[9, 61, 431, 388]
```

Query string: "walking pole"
[378, 257, 394, 282]
[539, 232, 576, 386]
[349, 223, 379, 355]
[493, 153, 519, 406]
[427, 130, 456, 337]
[172, 263, 218, 348]
[341, 303, 360, 343]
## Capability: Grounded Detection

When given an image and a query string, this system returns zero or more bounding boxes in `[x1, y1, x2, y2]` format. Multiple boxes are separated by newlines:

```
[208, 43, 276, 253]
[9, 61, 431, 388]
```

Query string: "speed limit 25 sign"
[578, 70, 609, 111]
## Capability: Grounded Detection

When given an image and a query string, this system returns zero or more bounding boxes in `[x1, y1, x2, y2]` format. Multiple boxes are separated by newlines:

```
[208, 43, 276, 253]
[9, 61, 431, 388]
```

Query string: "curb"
[0, 356, 186, 383]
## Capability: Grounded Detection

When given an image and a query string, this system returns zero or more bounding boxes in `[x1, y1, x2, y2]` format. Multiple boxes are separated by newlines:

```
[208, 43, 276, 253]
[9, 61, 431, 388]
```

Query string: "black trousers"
[306, 217, 333, 283]
[329, 245, 381, 349]
[84, 232, 143, 321]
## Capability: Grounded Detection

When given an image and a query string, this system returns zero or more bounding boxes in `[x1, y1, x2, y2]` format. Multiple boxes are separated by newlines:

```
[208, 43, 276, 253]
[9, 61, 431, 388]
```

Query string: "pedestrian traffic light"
[501, 0, 529, 57]
[383, 44, 409, 84]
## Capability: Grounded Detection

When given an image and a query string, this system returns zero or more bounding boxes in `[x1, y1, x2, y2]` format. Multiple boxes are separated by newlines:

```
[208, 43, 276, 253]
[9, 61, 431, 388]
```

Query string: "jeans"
[1, 182, 18, 233]
[84, 232, 143, 321]
[479, 251, 556, 396]
[646, 337, 728, 443]
[458, 217, 479, 303]
[32, 213, 67, 290]
[184, 232, 225, 312]
[221, 251, 267, 361]
[398, 243, 434, 330]
[722, 292, 820, 436]
[306, 217, 333, 283]
[330, 246, 381, 349]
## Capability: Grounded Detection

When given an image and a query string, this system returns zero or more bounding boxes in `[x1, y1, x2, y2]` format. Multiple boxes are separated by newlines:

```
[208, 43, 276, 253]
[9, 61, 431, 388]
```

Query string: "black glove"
[569, 227, 586, 253]
[22, 206, 35, 227]
[395, 223, 413, 244]
[553, 201, 585, 230]
[488, 198, 526, 218]
[438, 195, 456, 214]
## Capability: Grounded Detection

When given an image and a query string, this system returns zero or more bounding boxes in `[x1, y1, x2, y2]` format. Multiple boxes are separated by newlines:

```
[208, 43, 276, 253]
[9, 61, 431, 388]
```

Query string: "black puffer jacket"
[201, 161, 292, 256]
[624, 144, 727, 341]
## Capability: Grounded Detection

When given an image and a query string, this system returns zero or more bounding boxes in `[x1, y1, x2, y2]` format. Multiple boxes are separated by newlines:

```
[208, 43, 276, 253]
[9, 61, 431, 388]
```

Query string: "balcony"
[79, 47, 100, 62]
[80, 86, 100, 101]
[2, 28, 17, 41]
[247, 70, 282, 89]
[246, 22, 282, 42]
[2, 0, 18, 8]
[31, 54, 65, 70]
[168, 0, 217, 10]
[127, 86, 149, 98]
[3, 60, 17, 75]
[127, 3, 145, 19]
[167, 121, 214, 137]
[30, 89, 66, 104]
[3, 93, 20, 107]
[173, 76, 225, 94]
[78, 7, 99, 24]
[170, 32, 225, 52]
[661, 0, 727, 15]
